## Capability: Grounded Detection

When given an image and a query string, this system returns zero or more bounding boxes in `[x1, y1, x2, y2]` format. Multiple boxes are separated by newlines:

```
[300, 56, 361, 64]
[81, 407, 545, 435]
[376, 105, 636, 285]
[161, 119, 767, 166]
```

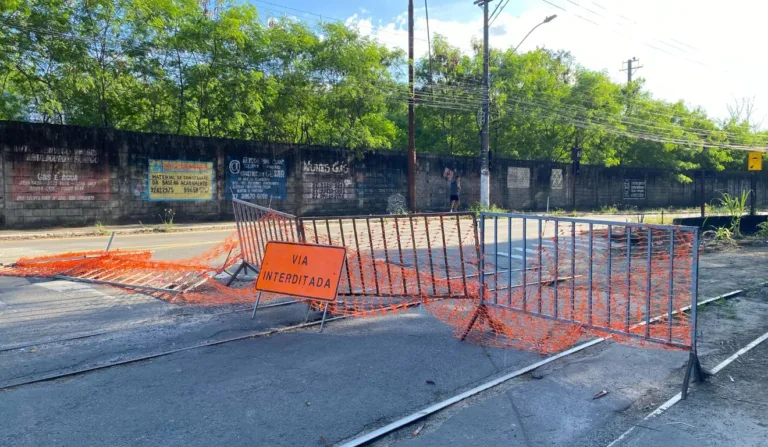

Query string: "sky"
[251, 0, 767, 128]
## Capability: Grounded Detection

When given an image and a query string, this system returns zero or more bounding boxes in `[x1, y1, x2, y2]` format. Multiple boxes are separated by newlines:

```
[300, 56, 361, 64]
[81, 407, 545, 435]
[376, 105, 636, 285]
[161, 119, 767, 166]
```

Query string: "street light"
[514, 15, 557, 53]
[479, 11, 557, 207]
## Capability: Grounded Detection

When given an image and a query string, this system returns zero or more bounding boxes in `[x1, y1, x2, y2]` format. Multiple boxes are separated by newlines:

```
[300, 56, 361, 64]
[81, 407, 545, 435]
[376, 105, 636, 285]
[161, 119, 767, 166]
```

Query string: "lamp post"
[478, 12, 557, 206]
[514, 15, 557, 52]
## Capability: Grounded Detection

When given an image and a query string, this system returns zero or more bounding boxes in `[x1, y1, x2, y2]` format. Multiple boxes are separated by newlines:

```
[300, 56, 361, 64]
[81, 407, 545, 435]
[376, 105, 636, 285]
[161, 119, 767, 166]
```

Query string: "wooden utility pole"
[620, 57, 643, 84]
[407, 0, 417, 212]
[475, 0, 492, 206]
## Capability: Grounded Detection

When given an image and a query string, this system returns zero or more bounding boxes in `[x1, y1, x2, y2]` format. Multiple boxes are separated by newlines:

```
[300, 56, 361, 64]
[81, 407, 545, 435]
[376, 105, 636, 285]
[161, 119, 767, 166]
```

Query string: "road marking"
[2, 240, 223, 262]
[36, 280, 107, 295]
[338, 289, 746, 447]
[4, 228, 235, 244]
[0, 312, 344, 391]
[606, 329, 768, 447]
[709, 331, 768, 375]
[119, 241, 221, 251]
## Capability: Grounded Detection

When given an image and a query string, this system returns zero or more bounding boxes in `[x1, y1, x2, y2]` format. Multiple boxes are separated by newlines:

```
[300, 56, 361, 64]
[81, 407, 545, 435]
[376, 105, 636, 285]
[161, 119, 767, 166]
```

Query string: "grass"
[137, 208, 177, 233]
[94, 221, 110, 235]
[549, 208, 577, 216]
[158, 208, 176, 232]
[757, 221, 768, 239]
[468, 202, 508, 217]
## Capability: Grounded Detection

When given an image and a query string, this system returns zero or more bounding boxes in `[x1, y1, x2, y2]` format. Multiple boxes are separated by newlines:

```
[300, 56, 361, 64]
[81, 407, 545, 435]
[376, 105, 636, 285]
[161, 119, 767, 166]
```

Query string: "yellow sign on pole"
[748, 152, 763, 171]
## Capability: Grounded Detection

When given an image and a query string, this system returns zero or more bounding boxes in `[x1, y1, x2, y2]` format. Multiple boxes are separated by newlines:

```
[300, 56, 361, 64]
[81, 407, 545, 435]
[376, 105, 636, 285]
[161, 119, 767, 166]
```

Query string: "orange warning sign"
[255, 241, 346, 302]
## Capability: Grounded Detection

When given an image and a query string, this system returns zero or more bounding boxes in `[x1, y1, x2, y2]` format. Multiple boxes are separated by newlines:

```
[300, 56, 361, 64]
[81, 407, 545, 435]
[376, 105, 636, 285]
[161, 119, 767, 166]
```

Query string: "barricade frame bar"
[475, 211, 702, 397]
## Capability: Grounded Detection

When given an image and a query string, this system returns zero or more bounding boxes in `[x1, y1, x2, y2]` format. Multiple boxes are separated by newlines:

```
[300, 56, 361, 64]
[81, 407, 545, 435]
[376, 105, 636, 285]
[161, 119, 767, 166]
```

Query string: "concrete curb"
[0, 223, 238, 241]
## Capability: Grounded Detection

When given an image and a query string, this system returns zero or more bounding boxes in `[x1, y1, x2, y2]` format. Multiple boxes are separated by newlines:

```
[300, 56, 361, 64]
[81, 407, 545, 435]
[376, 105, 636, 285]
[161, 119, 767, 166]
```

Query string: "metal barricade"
[297, 213, 481, 301]
[230, 199, 301, 283]
[470, 212, 702, 397]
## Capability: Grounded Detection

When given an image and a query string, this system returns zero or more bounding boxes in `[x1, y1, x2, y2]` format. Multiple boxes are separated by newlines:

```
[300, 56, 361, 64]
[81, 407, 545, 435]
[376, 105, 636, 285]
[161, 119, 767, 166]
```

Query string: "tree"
[0, 0, 764, 174]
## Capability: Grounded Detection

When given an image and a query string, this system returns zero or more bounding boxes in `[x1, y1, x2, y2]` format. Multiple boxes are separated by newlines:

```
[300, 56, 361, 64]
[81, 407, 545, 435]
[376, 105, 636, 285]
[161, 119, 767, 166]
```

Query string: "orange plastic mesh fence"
[0, 205, 699, 355]
[233, 198, 301, 271]
[0, 208, 306, 307]
[298, 213, 482, 316]
[462, 215, 698, 353]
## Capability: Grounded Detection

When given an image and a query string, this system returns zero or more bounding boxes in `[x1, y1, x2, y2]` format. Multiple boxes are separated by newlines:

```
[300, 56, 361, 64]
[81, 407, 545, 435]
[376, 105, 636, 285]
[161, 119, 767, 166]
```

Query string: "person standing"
[449, 174, 461, 212]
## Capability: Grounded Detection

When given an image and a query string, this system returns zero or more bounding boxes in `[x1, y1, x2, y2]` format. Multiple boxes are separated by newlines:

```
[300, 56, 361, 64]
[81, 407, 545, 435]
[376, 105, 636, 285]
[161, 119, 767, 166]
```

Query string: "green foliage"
[158, 208, 175, 232]
[599, 205, 619, 214]
[0, 0, 764, 171]
[468, 202, 508, 217]
[634, 214, 665, 225]
[756, 221, 768, 239]
[715, 191, 750, 237]
[94, 221, 109, 235]
[704, 226, 734, 243]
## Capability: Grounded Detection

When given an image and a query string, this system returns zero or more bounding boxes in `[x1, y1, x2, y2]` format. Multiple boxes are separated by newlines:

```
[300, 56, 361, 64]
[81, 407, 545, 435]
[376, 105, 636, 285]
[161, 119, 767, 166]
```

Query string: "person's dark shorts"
[450, 195, 459, 202]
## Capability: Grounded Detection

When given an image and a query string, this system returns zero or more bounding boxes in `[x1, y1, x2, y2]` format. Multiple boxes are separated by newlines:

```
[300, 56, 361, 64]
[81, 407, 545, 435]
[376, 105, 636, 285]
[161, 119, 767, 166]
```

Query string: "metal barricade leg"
[681, 351, 706, 400]
[461, 214, 486, 340]
[304, 302, 313, 323]
[682, 229, 705, 399]
[459, 213, 504, 341]
[319, 302, 330, 333]
[226, 262, 248, 287]
[251, 291, 263, 319]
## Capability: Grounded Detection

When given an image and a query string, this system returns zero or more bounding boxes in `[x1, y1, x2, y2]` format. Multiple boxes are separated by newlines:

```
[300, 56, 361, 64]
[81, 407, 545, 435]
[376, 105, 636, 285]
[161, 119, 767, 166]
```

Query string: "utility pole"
[476, 0, 492, 207]
[407, 0, 417, 212]
[620, 57, 643, 84]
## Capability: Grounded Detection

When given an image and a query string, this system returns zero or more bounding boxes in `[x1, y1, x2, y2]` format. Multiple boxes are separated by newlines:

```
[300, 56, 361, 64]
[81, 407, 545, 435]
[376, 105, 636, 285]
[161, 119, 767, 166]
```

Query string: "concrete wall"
[1, 121, 766, 228]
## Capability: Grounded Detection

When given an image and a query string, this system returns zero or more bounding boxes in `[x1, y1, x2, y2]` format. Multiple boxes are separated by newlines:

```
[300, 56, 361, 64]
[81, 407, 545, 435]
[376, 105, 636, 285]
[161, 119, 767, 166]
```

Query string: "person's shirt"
[450, 178, 459, 195]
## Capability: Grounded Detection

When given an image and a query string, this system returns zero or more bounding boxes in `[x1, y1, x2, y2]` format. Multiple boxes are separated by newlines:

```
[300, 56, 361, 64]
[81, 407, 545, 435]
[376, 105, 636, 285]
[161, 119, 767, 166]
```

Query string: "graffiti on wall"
[387, 193, 407, 214]
[302, 160, 349, 175]
[507, 167, 530, 189]
[227, 157, 286, 201]
[304, 180, 355, 200]
[551, 169, 564, 190]
[148, 159, 214, 201]
[10, 146, 110, 201]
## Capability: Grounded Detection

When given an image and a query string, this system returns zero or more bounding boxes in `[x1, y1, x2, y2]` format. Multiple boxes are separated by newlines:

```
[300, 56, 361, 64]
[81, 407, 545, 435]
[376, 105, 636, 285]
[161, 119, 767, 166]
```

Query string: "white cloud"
[345, 0, 768, 127]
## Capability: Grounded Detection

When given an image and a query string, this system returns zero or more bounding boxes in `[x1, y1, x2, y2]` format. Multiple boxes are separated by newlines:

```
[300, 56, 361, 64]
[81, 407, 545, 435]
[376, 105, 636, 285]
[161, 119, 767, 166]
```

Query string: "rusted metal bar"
[380, 217, 394, 296]
[455, 214, 469, 298]
[424, 216, 437, 296]
[394, 217, 409, 294]
[338, 218, 354, 295]
[409, 216, 422, 295]
[352, 219, 366, 292]
[366, 218, 381, 296]
[439, 215, 451, 296]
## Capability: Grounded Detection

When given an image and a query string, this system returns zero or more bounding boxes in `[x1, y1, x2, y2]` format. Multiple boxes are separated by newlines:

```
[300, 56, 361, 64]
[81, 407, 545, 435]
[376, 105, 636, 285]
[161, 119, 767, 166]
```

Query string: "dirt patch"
[698, 245, 768, 298]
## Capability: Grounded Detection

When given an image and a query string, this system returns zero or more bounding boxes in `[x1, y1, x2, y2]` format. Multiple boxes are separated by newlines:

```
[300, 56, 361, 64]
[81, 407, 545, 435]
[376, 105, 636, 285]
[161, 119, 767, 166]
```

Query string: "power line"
[414, 79, 768, 143]
[586, 1, 701, 53]
[489, 0, 510, 25]
[253, 0, 430, 43]
[7, 32, 761, 146]
[537, 0, 719, 69]
[424, 0, 433, 83]
[4, 19, 766, 150]
[6, 27, 762, 147]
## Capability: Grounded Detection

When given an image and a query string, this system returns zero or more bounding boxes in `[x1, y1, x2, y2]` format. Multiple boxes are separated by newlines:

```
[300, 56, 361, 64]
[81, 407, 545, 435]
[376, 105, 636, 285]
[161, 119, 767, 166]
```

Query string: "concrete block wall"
[1, 120, 767, 228]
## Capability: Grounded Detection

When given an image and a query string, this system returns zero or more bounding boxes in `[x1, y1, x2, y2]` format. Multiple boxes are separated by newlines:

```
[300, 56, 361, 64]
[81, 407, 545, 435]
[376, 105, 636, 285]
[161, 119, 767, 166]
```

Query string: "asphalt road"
[0, 229, 234, 264]
[0, 212, 682, 267]
[0, 228, 766, 447]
